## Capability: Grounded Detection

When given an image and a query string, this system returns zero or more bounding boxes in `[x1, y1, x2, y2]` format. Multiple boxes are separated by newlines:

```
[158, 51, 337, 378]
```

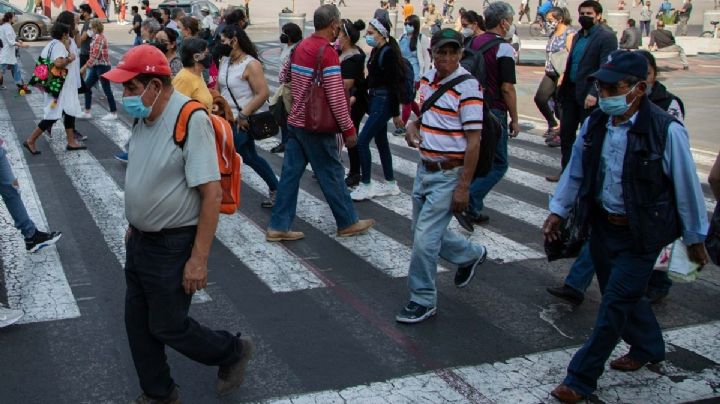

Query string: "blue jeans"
[269, 125, 358, 231]
[564, 217, 665, 396]
[358, 90, 395, 184]
[232, 125, 278, 191]
[280, 123, 289, 145]
[124, 226, 242, 399]
[564, 242, 673, 296]
[469, 108, 509, 213]
[408, 164, 486, 307]
[0, 146, 36, 238]
[0, 63, 22, 84]
[133, 34, 142, 46]
[84, 64, 117, 112]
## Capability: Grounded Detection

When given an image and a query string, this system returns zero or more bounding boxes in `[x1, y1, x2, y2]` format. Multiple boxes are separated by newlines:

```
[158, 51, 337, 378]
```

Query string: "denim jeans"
[280, 123, 289, 145]
[0, 146, 36, 238]
[564, 217, 665, 396]
[124, 227, 241, 399]
[232, 125, 278, 191]
[0, 63, 22, 84]
[358, 89, 395, 184]
[133, 34, 142, 46]
[564, 241, 673, 295]
[269, 125, 358, 232]
[408, 164, 486, 307]
[469, 108, 509, 213]
[84, 64, 117, 112]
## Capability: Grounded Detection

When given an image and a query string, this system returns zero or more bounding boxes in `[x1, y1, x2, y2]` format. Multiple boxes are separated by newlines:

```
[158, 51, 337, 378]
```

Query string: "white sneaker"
[351, 182, 375, 201]
[78, 111, 92, 120]
[101, 113, 117, 121]
[373, 180, 401, 197]
[0, 307, 24, 328]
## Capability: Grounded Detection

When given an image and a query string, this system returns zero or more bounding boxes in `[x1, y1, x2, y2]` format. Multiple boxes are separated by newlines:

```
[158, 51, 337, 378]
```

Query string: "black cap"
[588, 50, 649, 83]
[431, 28, 463, 50]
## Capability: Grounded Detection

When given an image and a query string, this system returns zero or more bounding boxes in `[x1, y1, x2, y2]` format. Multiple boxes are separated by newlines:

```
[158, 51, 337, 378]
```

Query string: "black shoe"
[345, 173, 361, 188]
[455, 246, 487, 288]
[546, 284, 584, 305]
[217, 335, 254, 395]
[25, 230, 62, 253]
[130, 386, 180, 404]
[467, 211, 489, 225]
[270, 143, 285, 153]
[646, 288, 669, 304]
[453, 209, 475, 232]
[395, 301, 437, 324]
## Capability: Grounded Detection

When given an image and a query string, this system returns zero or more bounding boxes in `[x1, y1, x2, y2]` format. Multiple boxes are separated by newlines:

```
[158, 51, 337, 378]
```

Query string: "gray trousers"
[657, 44, 689, 67]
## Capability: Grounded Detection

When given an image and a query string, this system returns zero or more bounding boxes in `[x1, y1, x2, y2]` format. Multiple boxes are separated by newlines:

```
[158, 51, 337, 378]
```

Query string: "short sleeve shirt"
[133, 14, 142, 35]
[125, 91, 220, 232]
[172, 68, 213, 111]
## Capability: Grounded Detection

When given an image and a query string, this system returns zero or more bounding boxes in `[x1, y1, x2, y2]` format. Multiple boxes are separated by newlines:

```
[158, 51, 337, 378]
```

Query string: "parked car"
[0, 0, 51, 41]
[158, 0, 221, 21]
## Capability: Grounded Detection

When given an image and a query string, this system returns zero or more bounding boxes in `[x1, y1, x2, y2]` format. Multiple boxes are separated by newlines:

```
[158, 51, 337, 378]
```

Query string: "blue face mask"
[598, 84, 638, 116]
[404, 25, 414, 35]
[365, 35, 378, 48]
[122, 85, 159, 119]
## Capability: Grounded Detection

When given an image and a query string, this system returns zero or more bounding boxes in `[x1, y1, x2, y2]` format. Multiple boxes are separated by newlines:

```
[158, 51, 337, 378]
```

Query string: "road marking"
[0, 97, 80, 324]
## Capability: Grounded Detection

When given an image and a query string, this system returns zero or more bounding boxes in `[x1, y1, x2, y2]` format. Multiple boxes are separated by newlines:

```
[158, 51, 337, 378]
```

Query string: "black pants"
[124, 226, 241, 399]
[559, 83, 595, 169]
[534, 73, 560, 128]
[38, 113, 75, 132]
[347, 113, 363, 176]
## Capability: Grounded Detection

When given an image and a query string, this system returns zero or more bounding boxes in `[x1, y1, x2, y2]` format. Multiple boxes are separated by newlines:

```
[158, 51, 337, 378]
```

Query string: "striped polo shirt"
[417, 66, 484, 161]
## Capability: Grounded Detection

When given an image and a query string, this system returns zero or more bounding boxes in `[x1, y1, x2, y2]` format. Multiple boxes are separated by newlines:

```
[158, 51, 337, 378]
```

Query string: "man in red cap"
[103, 45, 253, 402]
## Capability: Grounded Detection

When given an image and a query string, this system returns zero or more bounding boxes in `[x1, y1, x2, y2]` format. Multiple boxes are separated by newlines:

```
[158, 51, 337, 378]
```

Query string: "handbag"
[549, 49, 569, 76]
[303, 45, 340, 134]
[29, 41, 68, 99]
[224, 58, 279, 140]
[268, 83, 289, 126]
[544, 203, 587, 262]
[706, 201, 720, 266]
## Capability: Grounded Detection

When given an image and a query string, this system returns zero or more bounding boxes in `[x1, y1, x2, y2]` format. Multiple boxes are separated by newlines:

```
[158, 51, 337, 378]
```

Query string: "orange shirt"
[403, 3, 414, 18]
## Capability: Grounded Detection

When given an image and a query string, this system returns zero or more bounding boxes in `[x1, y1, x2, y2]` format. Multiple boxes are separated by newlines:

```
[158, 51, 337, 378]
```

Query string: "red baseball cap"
[102, 44, 172, 83]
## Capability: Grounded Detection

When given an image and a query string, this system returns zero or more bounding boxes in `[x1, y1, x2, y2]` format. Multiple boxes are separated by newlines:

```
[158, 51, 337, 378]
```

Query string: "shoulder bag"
[303, 44, 340, 134]
[224, 58, 279, 140]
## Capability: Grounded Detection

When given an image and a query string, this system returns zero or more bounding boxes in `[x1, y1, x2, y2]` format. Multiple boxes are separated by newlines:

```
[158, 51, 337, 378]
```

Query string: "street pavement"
[0, 40, 720, 403]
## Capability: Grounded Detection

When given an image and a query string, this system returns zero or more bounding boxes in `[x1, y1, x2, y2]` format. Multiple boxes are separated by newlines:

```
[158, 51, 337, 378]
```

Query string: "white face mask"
[461, 27, 473, 38]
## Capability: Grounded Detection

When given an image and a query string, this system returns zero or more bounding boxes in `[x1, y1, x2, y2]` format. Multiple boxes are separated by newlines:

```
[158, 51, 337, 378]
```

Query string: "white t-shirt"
[40, 40, 83, 120]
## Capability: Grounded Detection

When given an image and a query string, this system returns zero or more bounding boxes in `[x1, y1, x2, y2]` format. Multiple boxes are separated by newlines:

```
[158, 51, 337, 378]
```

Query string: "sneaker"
[129, 386, 180, 404]
[373, 180, 401, 197]
[25, 230, 62, 253]
[393, 127, 406, 136]
[77, 111, 92, 120]
[546, 135, 561, 147]
[345, 173, 361, 188]
[546, 284, 585, 305]
[455, 246, 487, 288]
[396, 301, 437, 324]
[260, 190, 277, 208]
[101, 112, 118, 121]
[114, 151, 128, 163]
[270, 143, 285, 153]
[217, 335, 254, 395]
[0, 307, 24, 328]
[351, 182, 374, 201]
[453, 209, 475, 233]
[337, 218, 375, 237]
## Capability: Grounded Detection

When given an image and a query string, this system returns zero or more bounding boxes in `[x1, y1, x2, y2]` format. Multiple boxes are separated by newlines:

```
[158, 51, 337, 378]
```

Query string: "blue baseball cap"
[588, 50, 649, 83]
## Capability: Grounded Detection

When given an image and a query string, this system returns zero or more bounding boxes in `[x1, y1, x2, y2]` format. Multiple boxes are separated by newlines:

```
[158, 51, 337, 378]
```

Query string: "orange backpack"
[173, 100, 242, 214]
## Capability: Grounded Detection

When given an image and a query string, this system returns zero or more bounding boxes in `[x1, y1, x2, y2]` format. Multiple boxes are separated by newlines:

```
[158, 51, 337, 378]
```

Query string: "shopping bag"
[666, 240, 702, 281]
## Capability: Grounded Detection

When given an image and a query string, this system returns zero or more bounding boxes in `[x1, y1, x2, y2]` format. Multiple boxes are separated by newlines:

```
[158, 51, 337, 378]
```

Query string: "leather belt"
[421, 159, 464, 172]
[601, 209, 629, 226]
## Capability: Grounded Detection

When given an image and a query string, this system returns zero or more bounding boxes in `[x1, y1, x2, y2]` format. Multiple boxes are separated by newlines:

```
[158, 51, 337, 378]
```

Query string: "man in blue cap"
[542, 50, 709, 402]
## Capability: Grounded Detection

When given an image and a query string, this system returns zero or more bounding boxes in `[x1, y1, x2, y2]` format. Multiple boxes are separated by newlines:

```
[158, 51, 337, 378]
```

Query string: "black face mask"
[216, 43, 232, 57]
[280, 33, 289, 44]
[201, 54, 212, 69]
[578, 15, 596, 30]
[154, 42, 169, 54]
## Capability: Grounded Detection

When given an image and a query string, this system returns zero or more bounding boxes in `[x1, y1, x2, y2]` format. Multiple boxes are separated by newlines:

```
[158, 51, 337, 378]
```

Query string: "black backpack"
[377, 46, 416, 104]
[460, 36, 503, 91]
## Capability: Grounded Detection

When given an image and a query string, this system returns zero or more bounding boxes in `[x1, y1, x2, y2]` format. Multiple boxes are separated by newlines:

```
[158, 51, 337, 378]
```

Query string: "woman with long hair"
[535, 7, 574, 149]
[396, 14, 430, 135]
[0, 12, 31, 94]
[460, 10, 485, 44]
[172, 37, 213, 111]
[217, 25, 278, 208]
[350, 18, 406, 201]
[424, 3, 442, 34]
[271, 22, 303, 154]
[179, 16, 200, 38]
[337, 18, 368, 188]
[79, 19, 117, 121]
[154, 28, 183, 77]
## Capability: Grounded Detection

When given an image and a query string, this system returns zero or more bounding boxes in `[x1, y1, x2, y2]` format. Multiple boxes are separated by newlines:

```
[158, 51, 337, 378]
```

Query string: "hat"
[102, 45, 172, 83]
[431, 28, 463, 50]
[200, 5, 209, 12]
[588, 50, 648, 83]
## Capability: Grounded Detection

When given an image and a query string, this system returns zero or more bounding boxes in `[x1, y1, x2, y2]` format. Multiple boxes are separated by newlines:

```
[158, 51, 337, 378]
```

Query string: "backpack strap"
[173, 100, 208, 149]
[420, 74, 473, 116]
[471, 37, 505, 106]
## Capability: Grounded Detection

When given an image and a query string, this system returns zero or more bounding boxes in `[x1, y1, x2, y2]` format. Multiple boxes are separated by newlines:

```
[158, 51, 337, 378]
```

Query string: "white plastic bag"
[664, 240, 701, 281]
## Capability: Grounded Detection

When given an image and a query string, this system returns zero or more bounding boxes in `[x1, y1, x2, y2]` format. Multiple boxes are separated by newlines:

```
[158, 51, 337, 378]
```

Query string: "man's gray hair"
[142, 18, 162, 35]
[484, 1, 514, 30]
[171, 8, 185, 20]
[314, 4, 340, 30]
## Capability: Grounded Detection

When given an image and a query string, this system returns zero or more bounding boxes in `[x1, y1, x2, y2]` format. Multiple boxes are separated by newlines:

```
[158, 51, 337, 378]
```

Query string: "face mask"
[280, 33, 289, 44]
[154, 42, 169, 54]
[461, 27, 473, 38]
[598, 84, 638, 116]
[504, 23, 515, 41]
[122, 85, 160, 119]
[366, 35, 378, 48]
[201, 53, 212, 69]
[216, 43, 232, 57]
[545, 21, 558, 32]
[645, 83, 654, 96]
[579, 15, 596, 30]
[404, 25, 415, 35]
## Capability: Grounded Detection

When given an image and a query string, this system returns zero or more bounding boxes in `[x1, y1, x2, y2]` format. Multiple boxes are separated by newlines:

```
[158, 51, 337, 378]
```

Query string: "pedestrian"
[213, 8, 248, 45]
[676, 0, 692, 36]
[267, 4, 375, 242]
[396, 28, 487, 324]
[422, 0, 429, 17]
[460, 10, 485, 42]
[155, 28, 183, 77]
[167, 8, 184, 33]
[270, 22, 303, 154]
[159, 7, 171, 29]
[649, 20, 689, 70]
[245, 0, 251, 24]
[173, 37, 213, 111]
[0, 12, 31, 94]
[141, 18, 161, 43]
[659, 0, 673, 23]
[119, 0, 127, 25]
[443, 0, 456, 23]
[397, 15, 430, 134]
[403, 0, 414, 19]
[101, 45, 253, 403]
[179, 15, 200, 39]
[129, 6, 142, 46]
[350, 17, 405, 201]
[424, 3, 442, 33]
[639, 0, 653, 36]
[77, 4, 93, 76]
[519, 0, 531, 23]
[337, 18, 368, 188]
[536, 7, 574, 147]
[619, 18, 642, 49]
[141, 0, 152, 17]
[217, 25, 278, 208]
[79, 19, 118, 121]
[463, 1, 520, 225]
[548, 0, 617, 182]
[200, 6, 217, 35]
[544, 50, 709, 403]
[374, 1, 390, 24]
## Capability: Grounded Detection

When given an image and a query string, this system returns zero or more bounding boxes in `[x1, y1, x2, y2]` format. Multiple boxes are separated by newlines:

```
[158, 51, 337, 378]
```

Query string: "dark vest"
[576, 96, 681, 253]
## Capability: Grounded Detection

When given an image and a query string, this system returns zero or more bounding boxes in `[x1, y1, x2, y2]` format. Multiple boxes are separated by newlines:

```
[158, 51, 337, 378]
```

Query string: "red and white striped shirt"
[279, 34, 356, 138]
